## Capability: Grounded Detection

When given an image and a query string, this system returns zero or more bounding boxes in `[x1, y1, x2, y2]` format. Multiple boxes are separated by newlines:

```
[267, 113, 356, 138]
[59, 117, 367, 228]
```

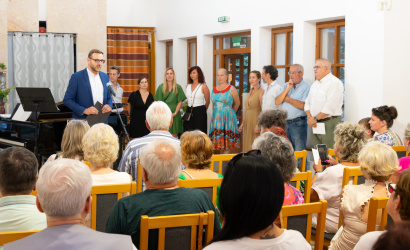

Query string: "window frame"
[315, 19, 345, 79]
[271, 26, 293, 82]
[166, 41, 173, 69]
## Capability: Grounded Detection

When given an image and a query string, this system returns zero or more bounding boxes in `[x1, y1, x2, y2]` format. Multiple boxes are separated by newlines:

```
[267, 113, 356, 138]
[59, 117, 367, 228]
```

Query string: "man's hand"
[84, 106, 99, 115]
[307, 116, 317, 127]
[102, 105, 112, 113]
[253, 124, 259, 134]
[286, 79, 294, 90]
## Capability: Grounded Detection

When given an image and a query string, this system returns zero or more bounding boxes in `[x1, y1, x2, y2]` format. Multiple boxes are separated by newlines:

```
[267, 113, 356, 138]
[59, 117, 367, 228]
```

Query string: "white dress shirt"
[87, 68, 103, 105]
[111, 82, 124, 112]
[262, 80, 282, 111]
[304, 73, 344, 117]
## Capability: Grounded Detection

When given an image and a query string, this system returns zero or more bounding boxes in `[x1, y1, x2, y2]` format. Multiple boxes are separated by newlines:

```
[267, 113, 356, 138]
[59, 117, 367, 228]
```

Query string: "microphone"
[107, 82, 116, 97]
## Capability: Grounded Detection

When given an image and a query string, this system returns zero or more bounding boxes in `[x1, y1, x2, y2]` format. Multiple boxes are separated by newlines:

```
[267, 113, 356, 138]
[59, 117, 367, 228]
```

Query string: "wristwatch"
[314, 117, 318, 121]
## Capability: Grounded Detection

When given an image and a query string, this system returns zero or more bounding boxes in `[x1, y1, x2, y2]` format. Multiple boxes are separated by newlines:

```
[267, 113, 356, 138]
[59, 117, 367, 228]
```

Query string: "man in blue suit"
[63, 49, 112, 119]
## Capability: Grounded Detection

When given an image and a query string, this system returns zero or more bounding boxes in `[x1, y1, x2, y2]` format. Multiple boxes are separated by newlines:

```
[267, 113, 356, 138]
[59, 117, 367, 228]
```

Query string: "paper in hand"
[86, 101, 111, 126]
[313, 122, 326, 134]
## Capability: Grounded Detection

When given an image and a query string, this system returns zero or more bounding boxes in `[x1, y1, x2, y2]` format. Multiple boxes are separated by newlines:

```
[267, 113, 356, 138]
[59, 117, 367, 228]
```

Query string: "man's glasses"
[89, 58, 106, 64]
[288, 71, 301, 75]
[227, 149, 261, 168]
[313, 66, 324, 69]
[388, 183, 396, 194]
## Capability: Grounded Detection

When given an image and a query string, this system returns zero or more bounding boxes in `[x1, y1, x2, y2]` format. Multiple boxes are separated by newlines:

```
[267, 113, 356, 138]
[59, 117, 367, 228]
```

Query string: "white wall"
[107, 0, 410, 136]
[106, 0, 157, 27]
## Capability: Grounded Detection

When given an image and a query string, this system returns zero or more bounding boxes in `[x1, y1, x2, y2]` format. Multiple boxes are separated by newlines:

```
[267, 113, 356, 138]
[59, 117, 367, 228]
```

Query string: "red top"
[213, 85, 231, 93]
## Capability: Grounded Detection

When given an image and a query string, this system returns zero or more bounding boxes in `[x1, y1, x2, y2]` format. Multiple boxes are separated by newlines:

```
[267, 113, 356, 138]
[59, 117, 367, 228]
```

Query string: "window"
[166, 41, 173, 68]
[316, 19, 345, 84]
[271, 27, 293, 86]
[187, 38, 197, 69]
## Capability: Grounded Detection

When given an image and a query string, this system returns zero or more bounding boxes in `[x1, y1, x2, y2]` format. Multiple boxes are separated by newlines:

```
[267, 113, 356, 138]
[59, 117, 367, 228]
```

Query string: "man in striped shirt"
[117, 101, 180, 181]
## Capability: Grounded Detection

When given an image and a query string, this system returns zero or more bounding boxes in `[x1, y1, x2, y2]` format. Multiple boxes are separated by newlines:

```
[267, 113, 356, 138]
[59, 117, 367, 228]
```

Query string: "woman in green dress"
[155, 68, 186, 137]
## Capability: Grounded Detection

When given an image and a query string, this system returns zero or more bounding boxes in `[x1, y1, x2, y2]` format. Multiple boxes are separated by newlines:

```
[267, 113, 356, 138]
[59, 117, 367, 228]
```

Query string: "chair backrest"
[0, 230, 40, 245]
[327, 148, 339, 162]
[294, 150, 307, 172]
[177, 178, 223, 207]
[366, 197, 389, 232]
[289, 171, 312, 203]
[90, 182, 137, 231]
[84, 161, 91, 168]
[137, 160, 143, 193]
[338, 167, 365, 228]
[391, 145, 409, 157]
[210, 154, 235, 175]
[280, 200, 327, 250]
[140, 211, 215, 250]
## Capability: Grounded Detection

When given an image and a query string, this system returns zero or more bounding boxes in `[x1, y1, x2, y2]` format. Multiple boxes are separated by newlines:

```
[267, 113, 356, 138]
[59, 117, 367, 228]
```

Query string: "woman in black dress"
[128, 77, 154, 138]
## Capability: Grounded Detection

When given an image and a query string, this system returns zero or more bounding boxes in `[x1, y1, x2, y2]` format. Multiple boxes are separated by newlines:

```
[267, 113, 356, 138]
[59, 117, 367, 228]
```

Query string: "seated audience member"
[257, 109, 288, 137]
[4, 159, 136, 250]
[330, 141, 400, 250]
[204, 151, 310, 250]
[0, 148, 46, 232]
[82, 123, 132, 184]
[369, 105, 402, 146]
[179, 130, 222, 180]
[354, 169, 410, 250]
[372, 222, 410, 250]
[358, 117, 374, 141]
[310, 122, 367, 233]
[118, 101, 180, 181]
[106, 139, 221, 249]
[252, 132, 304, 208]
[47, 119, 90, 162]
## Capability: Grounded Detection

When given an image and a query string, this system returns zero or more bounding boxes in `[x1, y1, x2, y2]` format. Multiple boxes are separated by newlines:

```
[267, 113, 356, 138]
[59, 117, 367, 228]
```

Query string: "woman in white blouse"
[183, 66, 210, 134]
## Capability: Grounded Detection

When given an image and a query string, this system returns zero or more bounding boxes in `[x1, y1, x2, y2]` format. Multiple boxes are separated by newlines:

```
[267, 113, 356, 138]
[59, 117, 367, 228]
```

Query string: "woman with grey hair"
[257, 109, 288, 138]
[209, 68, 240, 153]
[252, 132, 304, 210]
[311, 122, 367, 234]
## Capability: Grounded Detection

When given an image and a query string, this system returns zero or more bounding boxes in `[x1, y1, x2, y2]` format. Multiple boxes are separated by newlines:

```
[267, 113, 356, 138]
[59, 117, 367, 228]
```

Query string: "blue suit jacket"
[63, 68, 113, 119]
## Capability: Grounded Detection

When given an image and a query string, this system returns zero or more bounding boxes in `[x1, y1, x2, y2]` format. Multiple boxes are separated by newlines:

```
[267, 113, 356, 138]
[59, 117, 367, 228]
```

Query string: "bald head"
[314, 58, 331, 80]
[140, 140, 181, 186]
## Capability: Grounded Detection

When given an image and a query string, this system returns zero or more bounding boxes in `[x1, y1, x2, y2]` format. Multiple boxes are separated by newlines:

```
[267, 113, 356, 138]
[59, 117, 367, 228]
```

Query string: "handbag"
[183, 84, 202, 122]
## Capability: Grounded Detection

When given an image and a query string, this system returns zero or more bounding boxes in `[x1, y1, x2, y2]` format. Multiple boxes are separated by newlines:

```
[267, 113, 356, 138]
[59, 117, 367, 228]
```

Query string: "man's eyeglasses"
[288, 71, 301, 75]
[388, 183, 396, 194]
[313, 66, 324, 69]
[89, 58, 106, 64]
[227, 149, 261, 168]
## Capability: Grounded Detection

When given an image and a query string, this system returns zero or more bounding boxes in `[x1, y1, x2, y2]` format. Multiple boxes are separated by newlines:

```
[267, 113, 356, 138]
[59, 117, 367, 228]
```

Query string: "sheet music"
[11, 104, 32, 121]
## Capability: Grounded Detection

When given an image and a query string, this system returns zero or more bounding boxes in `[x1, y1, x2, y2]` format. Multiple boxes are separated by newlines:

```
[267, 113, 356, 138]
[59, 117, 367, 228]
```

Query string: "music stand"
[16, 88, 59, 157]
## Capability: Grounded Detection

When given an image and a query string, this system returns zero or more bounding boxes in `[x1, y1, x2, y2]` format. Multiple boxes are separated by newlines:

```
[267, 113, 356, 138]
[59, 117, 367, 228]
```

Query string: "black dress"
[128, 90, 154, 138]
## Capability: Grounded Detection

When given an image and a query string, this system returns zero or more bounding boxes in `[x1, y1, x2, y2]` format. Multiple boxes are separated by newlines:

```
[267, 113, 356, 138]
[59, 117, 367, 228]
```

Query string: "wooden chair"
[177, 178, 223, 207]
[391, 145, 409, 157]
[327, 148, 339, 162]
[90, 182, 137, 231]
[137, 161, 143, 193]
[366, 197, 389, 232]
[0, 230, 40, 245]
[339, 167, 365, 228]
[294, 150, 307, 172]
[83, 161, 91, 168]
[210, 154, 235, 175]
[280, 200, 327, 250]
[140, 211, 215, 250]
[289, 171, 312, 203]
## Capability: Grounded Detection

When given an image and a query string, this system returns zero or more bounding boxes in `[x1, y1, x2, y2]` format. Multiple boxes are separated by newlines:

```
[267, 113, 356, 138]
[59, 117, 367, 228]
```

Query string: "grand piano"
[0, 103, 127, 167]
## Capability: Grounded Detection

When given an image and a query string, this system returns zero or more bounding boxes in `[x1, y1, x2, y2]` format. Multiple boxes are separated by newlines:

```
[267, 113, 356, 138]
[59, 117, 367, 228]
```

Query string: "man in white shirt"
[63, 49, 112, 120]
[0, 147, 47, 233]
[108, 66, 124, 113]
[261, 65, 282, 111]
[304, 58, 344, 147]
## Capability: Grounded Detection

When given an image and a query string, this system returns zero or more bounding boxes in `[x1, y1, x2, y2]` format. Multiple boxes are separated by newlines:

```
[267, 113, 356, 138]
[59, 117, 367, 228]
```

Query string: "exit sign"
[218, 16, 230, 23]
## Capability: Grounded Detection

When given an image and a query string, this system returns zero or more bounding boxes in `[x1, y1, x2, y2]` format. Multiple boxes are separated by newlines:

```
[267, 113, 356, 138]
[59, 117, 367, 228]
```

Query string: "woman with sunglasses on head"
[330, 141, 400, 250]
[155, 68, 186, 138]
[183, 66, 210, 134]
[369, 105, 402, 146]
[354, 169, 410, 250]
[204, 150, 310, 250]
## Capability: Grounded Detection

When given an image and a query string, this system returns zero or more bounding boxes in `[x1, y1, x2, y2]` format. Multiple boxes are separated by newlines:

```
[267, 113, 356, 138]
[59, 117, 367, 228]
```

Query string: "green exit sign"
[218, 16, 230, 23]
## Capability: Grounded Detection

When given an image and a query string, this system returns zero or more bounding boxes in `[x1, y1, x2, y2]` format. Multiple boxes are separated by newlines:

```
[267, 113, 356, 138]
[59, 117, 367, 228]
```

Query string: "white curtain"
[9, 32, 74, 109]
